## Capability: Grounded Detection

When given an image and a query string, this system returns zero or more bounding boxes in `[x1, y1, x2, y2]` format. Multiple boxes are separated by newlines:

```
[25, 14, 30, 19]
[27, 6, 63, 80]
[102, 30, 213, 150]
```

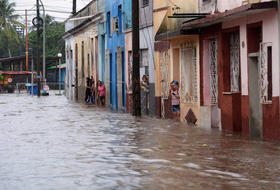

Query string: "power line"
[15, 9, 71, 14]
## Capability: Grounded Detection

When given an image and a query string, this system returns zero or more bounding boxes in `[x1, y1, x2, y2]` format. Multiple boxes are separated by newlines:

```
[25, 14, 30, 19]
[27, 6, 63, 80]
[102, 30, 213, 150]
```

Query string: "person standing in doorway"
[90, 77, 95, 104]
[170, 81, 180, 120]
[85, 77, 92, 103]
[141, 75, 150, 114]
[97, 80, 106, 107]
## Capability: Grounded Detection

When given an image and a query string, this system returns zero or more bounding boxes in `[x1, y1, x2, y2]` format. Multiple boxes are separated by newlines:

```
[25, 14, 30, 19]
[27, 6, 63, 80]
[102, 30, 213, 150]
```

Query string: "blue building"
[98, 0, 106, 84]
[105, 0, 126, 111]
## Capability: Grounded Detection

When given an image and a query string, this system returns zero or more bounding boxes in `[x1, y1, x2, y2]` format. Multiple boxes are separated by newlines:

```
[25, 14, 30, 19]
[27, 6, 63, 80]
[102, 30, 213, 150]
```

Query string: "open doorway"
[75, 43, 78, 101]
[247, 23, 263, 138]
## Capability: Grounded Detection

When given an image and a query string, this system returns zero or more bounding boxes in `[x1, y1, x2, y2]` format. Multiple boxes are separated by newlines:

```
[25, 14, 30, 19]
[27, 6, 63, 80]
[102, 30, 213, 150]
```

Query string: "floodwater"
[0, 93, 280, 190]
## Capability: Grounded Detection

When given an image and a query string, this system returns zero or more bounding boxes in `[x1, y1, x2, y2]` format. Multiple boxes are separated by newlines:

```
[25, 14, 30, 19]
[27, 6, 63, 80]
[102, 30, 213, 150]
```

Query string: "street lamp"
[57, 53, 62, 96]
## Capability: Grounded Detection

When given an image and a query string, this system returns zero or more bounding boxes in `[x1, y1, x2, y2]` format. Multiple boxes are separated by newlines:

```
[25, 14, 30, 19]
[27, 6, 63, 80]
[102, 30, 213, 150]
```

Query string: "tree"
[0, 0, 22, 57]
[28, 14, 65, 61]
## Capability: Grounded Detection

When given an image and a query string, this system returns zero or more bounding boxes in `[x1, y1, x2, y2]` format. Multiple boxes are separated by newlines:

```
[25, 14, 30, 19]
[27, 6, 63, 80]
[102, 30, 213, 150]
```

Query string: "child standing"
[97, 80, 106, 107]
[170, 81, 180, 120]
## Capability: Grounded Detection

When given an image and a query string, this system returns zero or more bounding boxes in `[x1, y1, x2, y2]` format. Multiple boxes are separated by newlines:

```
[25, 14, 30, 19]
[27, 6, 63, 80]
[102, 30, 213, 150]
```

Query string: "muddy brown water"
[0, 93, 280, 190]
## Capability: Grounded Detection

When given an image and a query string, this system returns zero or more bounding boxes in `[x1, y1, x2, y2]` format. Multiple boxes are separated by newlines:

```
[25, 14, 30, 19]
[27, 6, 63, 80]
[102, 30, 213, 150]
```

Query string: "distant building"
[63, 0, 104, 102]
[47, 63, 66, 89]
[0, 55, 32, 91]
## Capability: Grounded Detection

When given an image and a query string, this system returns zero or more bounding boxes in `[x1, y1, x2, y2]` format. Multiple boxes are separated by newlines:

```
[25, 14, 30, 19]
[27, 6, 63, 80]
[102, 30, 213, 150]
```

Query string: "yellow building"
[153, 0, 200, 125]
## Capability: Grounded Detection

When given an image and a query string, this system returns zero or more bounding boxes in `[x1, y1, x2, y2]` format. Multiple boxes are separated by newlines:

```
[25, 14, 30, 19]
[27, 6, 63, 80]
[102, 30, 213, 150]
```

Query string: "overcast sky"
[11, 0, 92, 25]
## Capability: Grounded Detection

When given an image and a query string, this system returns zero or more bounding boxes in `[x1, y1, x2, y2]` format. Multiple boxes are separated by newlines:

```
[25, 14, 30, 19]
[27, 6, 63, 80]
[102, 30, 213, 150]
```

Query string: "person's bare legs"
[176, 111, 180, 121]
[101, 98, 105, 107]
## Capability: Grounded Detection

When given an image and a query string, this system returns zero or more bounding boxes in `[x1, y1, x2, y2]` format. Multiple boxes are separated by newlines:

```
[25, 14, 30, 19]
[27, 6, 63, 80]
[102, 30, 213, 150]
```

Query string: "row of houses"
[63, 0, 280, 141]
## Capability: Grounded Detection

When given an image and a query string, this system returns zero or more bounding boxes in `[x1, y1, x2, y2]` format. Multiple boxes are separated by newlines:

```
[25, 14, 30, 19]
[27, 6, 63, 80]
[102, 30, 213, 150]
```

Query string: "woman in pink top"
[97, 80, 106, 107]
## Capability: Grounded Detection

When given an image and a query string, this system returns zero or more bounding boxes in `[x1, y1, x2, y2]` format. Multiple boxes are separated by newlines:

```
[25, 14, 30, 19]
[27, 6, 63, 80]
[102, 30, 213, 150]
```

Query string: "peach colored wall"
[125, 31, 132, 90]
[153, 0, 168, 36]
[154, 0, 168, 10]
[222, 9, 279, 96]
[203, 40, 211, 104]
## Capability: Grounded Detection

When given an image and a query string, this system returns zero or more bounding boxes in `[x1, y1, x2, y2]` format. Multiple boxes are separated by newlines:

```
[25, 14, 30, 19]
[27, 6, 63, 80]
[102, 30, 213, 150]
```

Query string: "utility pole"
[25, 9, 28, 71]
[132, 0, 141, 116]
[72, 0, 76, 14]
[39, 0, 46, 85]
[31, 56, 34, 97]
[36, 0, 41, 97]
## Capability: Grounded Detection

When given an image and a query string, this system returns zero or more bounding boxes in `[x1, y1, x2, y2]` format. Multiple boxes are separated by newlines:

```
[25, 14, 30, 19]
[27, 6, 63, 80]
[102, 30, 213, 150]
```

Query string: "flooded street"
[0, 93, 280, 190]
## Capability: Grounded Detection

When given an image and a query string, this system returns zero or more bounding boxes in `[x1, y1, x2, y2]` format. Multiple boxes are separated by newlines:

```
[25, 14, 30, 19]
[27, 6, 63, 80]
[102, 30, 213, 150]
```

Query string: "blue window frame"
[107, 12, 111, 36]
[118, 5, 122, 33]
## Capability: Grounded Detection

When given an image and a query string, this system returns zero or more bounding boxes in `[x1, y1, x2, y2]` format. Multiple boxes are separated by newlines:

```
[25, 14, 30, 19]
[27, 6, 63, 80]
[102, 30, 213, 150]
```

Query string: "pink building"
[181, 1, 280, 140]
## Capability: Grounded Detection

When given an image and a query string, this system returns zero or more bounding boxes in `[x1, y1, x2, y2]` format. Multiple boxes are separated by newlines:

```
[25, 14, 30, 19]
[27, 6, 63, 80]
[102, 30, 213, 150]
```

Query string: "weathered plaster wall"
[73, 25, 98, 102]
[64, 0, 103, 102]
[65, 37, 75, 101]
[74, 1, 98, 26]
[139, 0, 153, 28]
[199, 0, 216, 13]
[97, 0, 105, 13]
[157, 0, 198, 34]
[153, 0, 168, 36]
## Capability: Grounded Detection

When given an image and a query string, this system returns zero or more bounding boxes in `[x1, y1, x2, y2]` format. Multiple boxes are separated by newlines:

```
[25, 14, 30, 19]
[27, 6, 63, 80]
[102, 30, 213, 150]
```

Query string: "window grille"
[259, 42, 273, 103]
[181, 41, 198, 103]
[127, 51, 133, 93]
[230, 32, 240, 92]
[112, 17, 119, 33]
[159, 50, 169, 99]
[209, 38, 218, 105]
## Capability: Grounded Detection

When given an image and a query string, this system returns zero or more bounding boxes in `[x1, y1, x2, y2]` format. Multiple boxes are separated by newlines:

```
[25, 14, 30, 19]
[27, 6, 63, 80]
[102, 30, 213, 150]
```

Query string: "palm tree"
[0, 0, 22, 57]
